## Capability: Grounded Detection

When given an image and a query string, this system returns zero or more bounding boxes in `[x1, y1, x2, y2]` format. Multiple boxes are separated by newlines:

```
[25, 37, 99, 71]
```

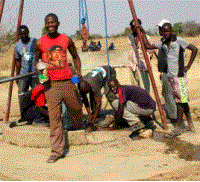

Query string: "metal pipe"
[5, 0, 25, 122]
[127, 0, 167, 129]
[0, 71, 37, 84]
[0, 0, 5, 24]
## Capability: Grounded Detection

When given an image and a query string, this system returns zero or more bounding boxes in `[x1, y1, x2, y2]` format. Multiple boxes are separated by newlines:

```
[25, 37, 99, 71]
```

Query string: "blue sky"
[1, 0, 200, 38]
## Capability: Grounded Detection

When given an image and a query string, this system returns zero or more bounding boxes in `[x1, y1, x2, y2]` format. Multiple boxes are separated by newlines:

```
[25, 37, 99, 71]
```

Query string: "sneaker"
[165, 128, 182, 138]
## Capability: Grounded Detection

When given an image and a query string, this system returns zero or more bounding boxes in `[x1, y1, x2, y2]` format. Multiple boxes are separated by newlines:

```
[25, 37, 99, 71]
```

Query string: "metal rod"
[127, 0, 167, 129]
[0, 71, 37, 84]
[5, 0, 25, 122]
[0, 0, 5, 24]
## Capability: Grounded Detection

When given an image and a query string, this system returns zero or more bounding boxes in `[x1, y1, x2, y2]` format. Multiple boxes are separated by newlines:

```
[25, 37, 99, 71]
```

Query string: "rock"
[139, 129, 153, 138]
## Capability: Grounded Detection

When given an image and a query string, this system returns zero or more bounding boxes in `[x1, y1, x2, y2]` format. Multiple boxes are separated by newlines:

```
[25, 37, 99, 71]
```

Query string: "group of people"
[128, 18, 198, 137]
[82, 40, 102, 52]
[82, 40, 115, 52]
[14, 13, 198, 163]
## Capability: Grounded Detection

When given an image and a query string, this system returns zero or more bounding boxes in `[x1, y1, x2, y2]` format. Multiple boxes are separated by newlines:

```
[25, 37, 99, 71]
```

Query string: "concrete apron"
[2, 123, 133, 148]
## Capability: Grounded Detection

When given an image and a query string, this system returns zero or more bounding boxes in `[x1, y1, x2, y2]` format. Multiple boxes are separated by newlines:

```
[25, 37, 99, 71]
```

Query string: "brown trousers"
[44, 80, 83, 157]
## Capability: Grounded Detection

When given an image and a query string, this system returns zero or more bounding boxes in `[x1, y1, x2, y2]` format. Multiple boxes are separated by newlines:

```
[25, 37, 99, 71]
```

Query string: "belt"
[51, 79, 71, 82]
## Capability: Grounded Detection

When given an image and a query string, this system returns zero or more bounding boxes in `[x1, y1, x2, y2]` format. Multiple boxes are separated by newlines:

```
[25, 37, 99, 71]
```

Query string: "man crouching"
[107, 78, 156, 134]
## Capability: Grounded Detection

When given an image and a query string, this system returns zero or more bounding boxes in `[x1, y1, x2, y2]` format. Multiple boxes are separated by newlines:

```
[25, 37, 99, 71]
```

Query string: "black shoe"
[46, 155, 65, 163]
[129, 121, 145, 133]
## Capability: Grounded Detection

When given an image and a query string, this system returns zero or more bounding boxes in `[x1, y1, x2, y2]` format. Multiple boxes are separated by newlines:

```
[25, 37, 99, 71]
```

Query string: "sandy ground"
[0, 36, 200, 180]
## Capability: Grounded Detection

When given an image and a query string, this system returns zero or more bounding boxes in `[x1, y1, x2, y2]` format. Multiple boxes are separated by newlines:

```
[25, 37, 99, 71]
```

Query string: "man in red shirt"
[35, 13, 83, 163]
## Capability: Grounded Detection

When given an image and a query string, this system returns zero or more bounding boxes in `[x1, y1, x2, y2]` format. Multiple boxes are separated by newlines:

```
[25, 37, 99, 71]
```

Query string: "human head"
[162, 23, 173, 40]
[45, 13, 60, 36]
[157, 19, 170, 36]
[19, 25, 30, 43]
[130, 19, 142, 37]
[78, 79, 91, 94]
[108, 78, 120, 95]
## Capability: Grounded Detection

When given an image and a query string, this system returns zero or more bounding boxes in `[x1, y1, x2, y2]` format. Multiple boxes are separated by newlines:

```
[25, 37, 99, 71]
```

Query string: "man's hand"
[86, 113, 92, 124]
[184, 65, 190, 73]
[136, 25, 145, 34]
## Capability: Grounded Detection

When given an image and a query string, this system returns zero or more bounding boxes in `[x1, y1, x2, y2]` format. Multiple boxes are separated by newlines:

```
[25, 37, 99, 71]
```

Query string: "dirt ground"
[0, 36, 200, 181]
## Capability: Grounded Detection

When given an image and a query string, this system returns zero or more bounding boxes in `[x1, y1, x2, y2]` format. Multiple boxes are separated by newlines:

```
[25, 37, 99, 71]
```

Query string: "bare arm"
[184, 44, 198, 72]
[80, 91, 92, 122]
[114, 101, 125, 124]
[34, 39, 42, 68]
[68, 37, 82, 78]
[89, 95, 102, 124]
[15, 58, 21, 76]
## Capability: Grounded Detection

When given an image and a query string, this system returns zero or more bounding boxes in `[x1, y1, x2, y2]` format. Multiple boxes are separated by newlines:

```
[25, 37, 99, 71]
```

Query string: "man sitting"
[107, 78, 156, 133]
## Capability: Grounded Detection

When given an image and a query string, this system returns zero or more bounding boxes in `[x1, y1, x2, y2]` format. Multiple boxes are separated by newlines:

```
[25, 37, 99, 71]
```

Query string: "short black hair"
[129, 19, 141, 37]
[19, 25, 29, 33]
[162, 22, 172, 30]
[45, 13, 59, 22]
[130, 18, 142, 27]
[108, 77, 119, 86]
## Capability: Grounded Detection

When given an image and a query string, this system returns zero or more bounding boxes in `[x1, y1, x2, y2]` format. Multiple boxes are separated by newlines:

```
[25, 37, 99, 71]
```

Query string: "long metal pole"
[0, 71, 37, 84]
[127, 0, 167, 129]
[0, 0, 5, 24]
[5, 0, 24, 122]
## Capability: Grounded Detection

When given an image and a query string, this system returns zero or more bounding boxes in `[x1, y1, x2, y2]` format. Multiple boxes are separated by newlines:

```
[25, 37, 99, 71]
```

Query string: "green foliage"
[173, 22, 183, 35]
[42, 27, 48, 36]
[0, 30, 15, 53]
[88, 34, 103, 39]
[123, 27, 131, 36]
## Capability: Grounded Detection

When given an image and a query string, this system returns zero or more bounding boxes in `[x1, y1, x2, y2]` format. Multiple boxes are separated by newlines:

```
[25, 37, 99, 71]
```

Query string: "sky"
[1, 0, 200, 38]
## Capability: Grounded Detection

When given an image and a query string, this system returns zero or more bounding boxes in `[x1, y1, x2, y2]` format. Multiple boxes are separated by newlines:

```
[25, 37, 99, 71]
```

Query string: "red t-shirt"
[40, 34, 73, 80]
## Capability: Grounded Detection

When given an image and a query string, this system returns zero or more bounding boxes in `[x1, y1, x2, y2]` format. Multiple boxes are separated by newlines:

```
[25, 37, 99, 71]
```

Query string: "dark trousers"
[18, 76, 39, 95]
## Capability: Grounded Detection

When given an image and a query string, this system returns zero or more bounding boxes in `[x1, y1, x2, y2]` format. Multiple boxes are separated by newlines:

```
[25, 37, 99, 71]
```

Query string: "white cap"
[156, 20, 170, 27]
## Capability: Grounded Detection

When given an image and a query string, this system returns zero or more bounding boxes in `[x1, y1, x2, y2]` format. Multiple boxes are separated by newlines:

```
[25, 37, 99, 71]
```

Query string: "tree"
[182, 21, 200, 37]
[42, 27, 48, 36]
[123, 27, 131, 36]
[173, 22, 183, 35]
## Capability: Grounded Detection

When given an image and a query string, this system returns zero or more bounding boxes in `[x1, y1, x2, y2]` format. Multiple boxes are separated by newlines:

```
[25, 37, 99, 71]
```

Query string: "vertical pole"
[127, 0, 167, 129]
[5, 0, 24, 122]
[0, 0, 6, 24]
[79, 0, 81, 32]
[103, 0, 110, 77]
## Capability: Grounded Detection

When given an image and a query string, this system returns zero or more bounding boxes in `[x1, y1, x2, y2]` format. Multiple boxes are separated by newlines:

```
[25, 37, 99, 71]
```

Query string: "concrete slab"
[2, 123, 133, 148]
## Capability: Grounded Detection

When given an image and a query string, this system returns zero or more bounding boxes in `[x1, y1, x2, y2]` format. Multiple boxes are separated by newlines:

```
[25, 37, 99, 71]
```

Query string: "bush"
[182, 21, 200, 37]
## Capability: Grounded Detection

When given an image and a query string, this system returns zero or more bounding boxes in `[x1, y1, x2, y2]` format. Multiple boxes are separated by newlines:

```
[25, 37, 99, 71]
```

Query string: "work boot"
[128, 121, 145, 133]
[139, 115, 156, 131]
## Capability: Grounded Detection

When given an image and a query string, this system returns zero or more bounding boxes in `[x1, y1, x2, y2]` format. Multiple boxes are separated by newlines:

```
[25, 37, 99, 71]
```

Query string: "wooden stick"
[0, 0, 5, 24]
[5, 0, 25, 122]
[127, 0, 167, 129]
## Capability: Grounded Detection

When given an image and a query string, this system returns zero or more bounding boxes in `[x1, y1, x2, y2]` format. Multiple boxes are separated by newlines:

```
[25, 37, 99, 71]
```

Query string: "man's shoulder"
[30, 37, 37, 42]
[15, 40, 22, 47]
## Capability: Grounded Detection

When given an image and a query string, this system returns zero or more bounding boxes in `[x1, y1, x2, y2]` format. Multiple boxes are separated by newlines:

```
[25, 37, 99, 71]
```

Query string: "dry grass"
[0, 35, 199, 74]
